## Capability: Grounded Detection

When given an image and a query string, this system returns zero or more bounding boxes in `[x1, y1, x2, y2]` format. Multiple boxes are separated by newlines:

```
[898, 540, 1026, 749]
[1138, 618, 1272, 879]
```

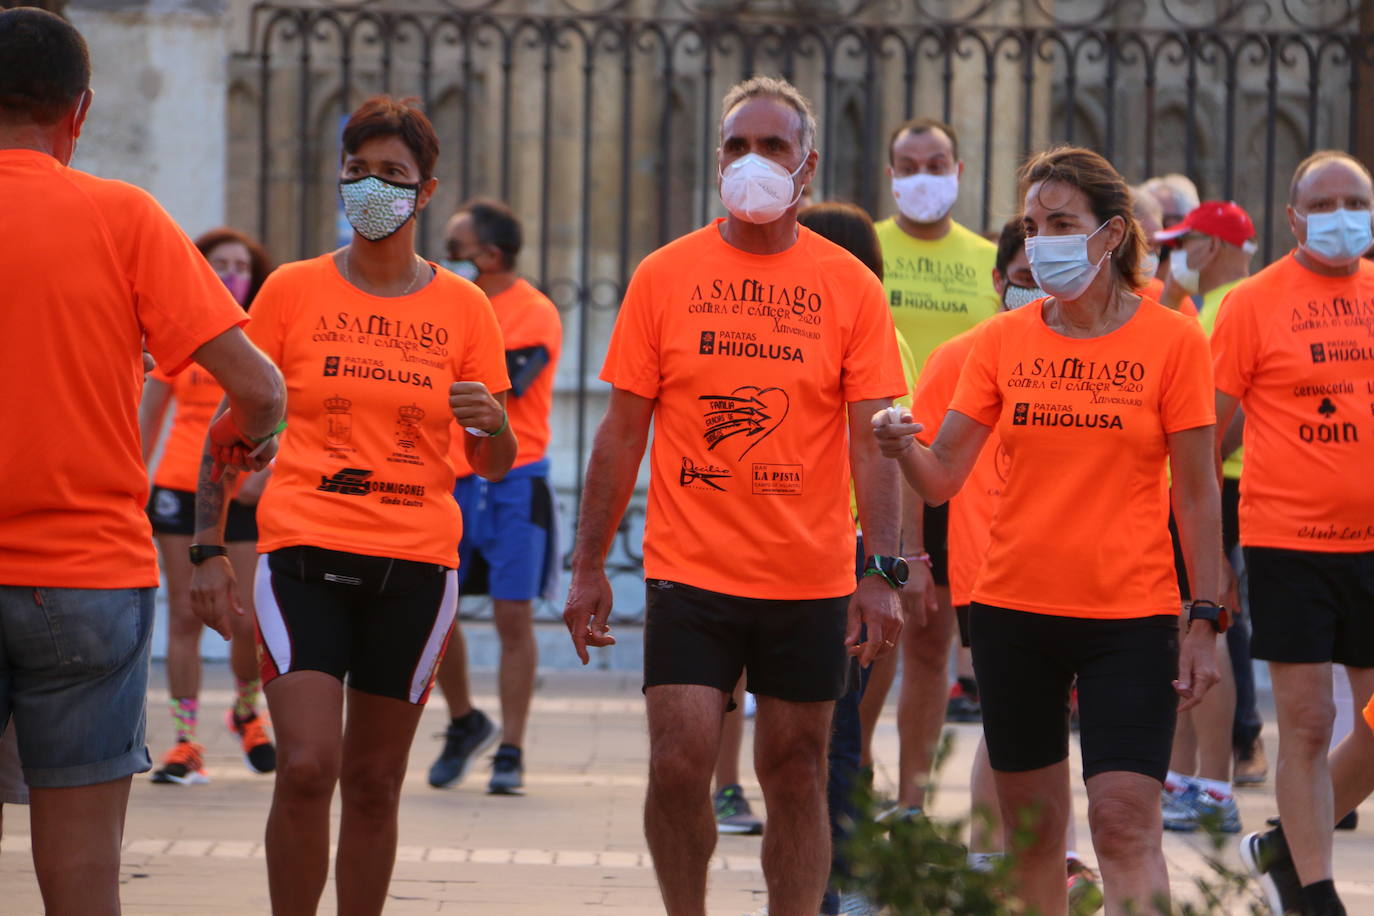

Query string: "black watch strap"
[189, 544, 229, 566]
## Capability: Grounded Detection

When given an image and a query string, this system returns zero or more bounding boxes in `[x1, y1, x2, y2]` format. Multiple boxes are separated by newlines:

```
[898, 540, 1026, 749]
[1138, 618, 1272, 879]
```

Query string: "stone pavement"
[1, 627, 1372, 914]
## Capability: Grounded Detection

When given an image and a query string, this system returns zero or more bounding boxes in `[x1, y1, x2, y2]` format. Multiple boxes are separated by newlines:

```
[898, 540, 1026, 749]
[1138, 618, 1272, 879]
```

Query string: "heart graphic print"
[699, 385, 790, 461]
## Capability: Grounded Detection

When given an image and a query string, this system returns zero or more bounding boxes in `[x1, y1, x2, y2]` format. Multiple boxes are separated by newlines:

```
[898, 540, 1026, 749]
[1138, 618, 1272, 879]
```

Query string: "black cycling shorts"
[970, 603, 1179, 782]
[255, 546, 457, 704]
[1245, 547, 1374, 667]
[642, 579, 851, 704]
[923, 502, 950, 588]
[148, 486, 258, 542]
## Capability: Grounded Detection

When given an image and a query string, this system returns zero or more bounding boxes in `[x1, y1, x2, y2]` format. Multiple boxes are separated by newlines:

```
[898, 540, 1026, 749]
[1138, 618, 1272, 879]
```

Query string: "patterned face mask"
[339, 175, 419, 241]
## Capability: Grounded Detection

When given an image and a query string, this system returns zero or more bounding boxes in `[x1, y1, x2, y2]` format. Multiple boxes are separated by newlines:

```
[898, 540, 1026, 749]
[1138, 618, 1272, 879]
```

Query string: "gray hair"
[1142, 173, 1200, 217]
[719, 76, 817, 154]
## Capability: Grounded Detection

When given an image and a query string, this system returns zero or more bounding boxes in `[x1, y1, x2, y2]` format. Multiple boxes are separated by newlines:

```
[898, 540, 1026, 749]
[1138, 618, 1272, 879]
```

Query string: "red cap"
[1154, 200, 1256, 247]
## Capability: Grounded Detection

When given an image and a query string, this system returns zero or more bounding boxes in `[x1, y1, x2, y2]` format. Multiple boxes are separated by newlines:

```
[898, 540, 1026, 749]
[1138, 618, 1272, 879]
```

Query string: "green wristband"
[248, 417, 288, 444]
[465, 411, 508, 438]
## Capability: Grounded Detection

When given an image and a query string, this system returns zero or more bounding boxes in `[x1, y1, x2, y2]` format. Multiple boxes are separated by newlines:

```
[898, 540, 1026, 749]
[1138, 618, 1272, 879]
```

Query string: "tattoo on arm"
[193, 452, 235, 540]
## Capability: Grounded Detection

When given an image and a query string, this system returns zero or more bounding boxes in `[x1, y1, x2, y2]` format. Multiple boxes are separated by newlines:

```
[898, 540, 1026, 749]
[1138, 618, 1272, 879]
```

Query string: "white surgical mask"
[1140, 250, 1160, 278]
[440, 259, 480, 282]
[891, 173, 960, 223]
[1024, 221, 1111, 300]
[1298, 207, 1374, 267]
[1002, 283, 1045, 310]
[1170, 247, 1201, 295]
[719, 152, 806, 224]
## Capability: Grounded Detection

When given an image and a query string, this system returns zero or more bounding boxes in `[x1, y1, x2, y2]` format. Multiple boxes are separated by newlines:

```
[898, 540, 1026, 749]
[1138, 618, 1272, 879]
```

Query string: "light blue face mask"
[439, 259, 479, 282]
[1299, 207, 1373, 267]
[1025, 221, 1110, 300]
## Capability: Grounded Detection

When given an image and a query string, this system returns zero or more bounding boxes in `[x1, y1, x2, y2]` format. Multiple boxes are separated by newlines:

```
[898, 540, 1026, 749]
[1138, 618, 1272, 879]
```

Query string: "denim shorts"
[0, 586, 155, 788]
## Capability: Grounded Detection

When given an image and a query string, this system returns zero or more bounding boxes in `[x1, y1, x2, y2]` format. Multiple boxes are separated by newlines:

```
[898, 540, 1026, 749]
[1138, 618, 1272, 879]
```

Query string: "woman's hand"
[871, 406, 924, 458]
[1174, 623, 1221, 712]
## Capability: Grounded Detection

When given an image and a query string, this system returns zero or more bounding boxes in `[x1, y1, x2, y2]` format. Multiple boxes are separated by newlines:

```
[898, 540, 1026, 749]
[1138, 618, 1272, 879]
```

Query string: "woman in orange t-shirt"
[190, 97, 514, 915]
[874, 147, 1226, 915]
[140, 227, 277, 785]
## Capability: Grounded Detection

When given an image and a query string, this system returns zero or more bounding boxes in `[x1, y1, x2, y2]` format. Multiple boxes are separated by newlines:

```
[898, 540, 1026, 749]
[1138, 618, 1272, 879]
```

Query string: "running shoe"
[714, 783, 764, 835]
[150, 740, 209, 785]
[488, 744, 524, 795]
[1235, 737, 1269, 786]
[874, 804, 924, 828]
[1067, 856, 1104, 915]
[836, 891, 880, 915]
[1240, 828, 1303, 915]
[945, 682, 981, 723]
[427, 708, 498, 789]
[1336, 809, 1358, 831]
[226, 709, 276, 775]
[1162, 784, 1241, 833]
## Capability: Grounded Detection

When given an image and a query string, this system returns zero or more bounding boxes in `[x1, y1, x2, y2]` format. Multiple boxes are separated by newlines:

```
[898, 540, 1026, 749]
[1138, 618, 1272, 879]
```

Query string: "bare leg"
[857, 652, 896, 770]
[895, 586, 955, 808]
[263, 672, 344, 915]
[1192, 642, 1236, 783]
[434, 621, 474, 719]
[335, 689, 427, 916]
[993, 761, 1070, 914]
[1270, 661, 1337, 886]
[714, 675, 747, 791]
[491, 598, 537, 747]
[1086, 771, 1171, 916]
[158, 533, 202, 704]
[1169, 713, 1198, 776]
[753, 695, 833, 916]
[227, 542, 262, 686]
[1331, 668, 1374, 820]
[29, 778, 131, 916]
[644, 685, 728, 916]
[969, 737, 1000, 852]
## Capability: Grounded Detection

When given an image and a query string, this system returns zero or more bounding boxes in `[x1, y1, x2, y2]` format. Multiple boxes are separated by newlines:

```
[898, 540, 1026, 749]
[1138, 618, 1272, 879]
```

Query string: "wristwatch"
[861, 555, 909, 590]
[1186, 599, 1230, 633]
[188, 544, 229, 566]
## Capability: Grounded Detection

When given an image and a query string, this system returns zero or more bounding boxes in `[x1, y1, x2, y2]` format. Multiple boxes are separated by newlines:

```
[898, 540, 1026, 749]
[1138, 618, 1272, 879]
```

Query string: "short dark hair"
[797, 202, 882, 280]
[994, 218, 1026, 276]
[1289, 149, 1374, 203]
[341, 96, 439, 183]
[888, 117, 959, 164]
[0, 7, 90, 126]
[460, 198, 523, 270]
[194, 227, 274, 306]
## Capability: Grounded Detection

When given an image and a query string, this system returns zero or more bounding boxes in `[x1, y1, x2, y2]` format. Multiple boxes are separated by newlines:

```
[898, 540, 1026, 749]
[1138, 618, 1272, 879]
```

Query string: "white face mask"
[891, 173, 960, 223]
[1170, 246, 1202, 295]
[1002, 283, 1045, 310]
[1298, 207, 1374, 267]
[719, 152, 806, 225]
[1140, 250, 1160, 279]
[1025, 221, 1112, 301]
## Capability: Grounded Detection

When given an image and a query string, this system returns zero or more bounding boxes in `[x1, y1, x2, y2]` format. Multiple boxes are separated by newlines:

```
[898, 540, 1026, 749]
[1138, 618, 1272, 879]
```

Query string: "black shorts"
[970, 603, 1179, 782]
[955, 604, 971, 649]
[1170, 479, 1243, 600]
[642, 579, 850, 704]
[1244, 547, 1374, 667]
[923, 502, 950, 588]
[255, 546, 458, 704]
[147, 486, 258, 542]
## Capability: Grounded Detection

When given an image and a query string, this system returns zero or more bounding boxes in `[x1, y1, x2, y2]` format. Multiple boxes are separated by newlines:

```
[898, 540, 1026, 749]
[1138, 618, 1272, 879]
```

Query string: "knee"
[1281, 711, 1334, 758]
[1088, 796, 1159, 862]
[340, 766, 405, 820]
[168, 607, 203, 640]
[493, 602, 535, 642]
[276, 753, 339, 803]
[648, 746, 712, 797]
[903, 616, 954, 669]
[756, 745, 826, 797]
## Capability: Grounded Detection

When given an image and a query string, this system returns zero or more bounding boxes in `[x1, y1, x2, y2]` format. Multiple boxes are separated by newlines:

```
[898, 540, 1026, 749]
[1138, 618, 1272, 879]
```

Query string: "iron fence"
[230, 0, 1370, 619]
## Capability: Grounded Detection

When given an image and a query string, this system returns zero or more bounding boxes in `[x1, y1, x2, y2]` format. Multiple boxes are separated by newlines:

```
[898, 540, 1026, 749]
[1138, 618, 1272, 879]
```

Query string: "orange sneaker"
[150, 740, 209, 785]
[226, 710, 276, 775]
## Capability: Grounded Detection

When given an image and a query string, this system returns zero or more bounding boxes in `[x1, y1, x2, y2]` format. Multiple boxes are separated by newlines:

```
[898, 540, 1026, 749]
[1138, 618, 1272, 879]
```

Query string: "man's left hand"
[845, 575, 902, 667]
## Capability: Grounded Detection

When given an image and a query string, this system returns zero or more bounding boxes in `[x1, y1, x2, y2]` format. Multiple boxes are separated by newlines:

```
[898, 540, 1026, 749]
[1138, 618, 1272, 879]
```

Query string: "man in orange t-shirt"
[1219, 152, 1374, 916]
[563, 77, 904, 914]
[427, 199, 563, 796]
[0, 10, 284, 914]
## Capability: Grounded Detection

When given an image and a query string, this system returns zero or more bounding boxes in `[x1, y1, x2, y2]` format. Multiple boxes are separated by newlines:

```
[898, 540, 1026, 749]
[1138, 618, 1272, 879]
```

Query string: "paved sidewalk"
[1, 637, 1371, 913]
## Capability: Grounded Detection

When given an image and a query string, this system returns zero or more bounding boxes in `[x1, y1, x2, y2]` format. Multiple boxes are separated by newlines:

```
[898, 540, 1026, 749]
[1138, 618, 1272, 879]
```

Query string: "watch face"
[890, 556, 910, 586]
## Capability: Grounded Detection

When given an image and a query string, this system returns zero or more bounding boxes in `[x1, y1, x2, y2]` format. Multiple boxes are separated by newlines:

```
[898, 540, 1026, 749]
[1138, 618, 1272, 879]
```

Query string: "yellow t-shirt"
[875, 217, 1000, 373]
[1199, 279, 1244, 480]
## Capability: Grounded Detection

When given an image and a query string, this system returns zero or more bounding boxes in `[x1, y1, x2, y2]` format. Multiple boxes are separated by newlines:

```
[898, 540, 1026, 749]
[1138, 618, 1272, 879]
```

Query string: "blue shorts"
[0, 586, 154, 788]
[455, 460, 554, 602]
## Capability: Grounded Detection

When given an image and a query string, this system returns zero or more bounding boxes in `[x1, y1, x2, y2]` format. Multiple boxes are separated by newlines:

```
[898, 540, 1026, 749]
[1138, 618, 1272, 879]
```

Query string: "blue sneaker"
[1163, 784, 1241, 833]
[428, 709, 498, 788]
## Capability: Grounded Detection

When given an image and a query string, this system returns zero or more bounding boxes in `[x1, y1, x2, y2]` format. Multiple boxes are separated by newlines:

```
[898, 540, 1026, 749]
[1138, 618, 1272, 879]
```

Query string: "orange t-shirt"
[150, 364, 226, 492]
[601, 221, 906, 600]
[1365, 693, 1374, 735]
[246, 255, 509, 567]
[450, 278, 562, 476]
[948, 298, 1216, 618]
[912, 328, 1004, 607]
[0, 150, 247, 588]
[1211, 253, 1374, 551]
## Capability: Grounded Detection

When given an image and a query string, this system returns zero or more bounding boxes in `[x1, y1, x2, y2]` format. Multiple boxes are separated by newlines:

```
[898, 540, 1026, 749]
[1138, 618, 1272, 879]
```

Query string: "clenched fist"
[450, 381, 505, 434]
